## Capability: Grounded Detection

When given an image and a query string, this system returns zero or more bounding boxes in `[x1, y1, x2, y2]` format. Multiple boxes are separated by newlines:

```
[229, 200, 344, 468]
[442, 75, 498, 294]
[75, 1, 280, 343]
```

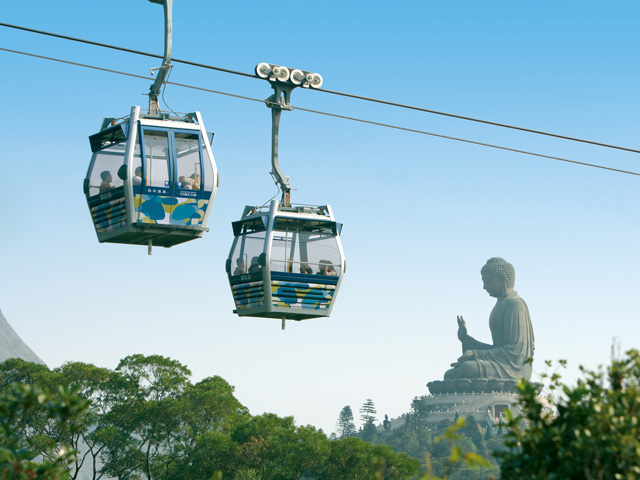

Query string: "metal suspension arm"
[148, 0, 172, 114]
[267, 82, 295, 206]
[256, 63, 324, 207]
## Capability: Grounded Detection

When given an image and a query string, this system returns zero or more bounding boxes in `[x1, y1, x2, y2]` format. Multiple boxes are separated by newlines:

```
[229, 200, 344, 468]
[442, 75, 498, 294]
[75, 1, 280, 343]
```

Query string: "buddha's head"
[481, 257, 515, 298]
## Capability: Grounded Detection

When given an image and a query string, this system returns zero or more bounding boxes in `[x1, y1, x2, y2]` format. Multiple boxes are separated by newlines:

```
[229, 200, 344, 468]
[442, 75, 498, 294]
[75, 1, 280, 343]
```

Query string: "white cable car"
[226, 64, 345, 327]
[83, 0, 219, 253]
[227, 201, 345, 323]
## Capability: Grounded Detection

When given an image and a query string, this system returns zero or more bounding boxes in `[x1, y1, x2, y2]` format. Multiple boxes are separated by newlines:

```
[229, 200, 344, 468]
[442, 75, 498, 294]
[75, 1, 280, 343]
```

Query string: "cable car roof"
[231, 203, 342, 236]
[89, 110, 208, 153]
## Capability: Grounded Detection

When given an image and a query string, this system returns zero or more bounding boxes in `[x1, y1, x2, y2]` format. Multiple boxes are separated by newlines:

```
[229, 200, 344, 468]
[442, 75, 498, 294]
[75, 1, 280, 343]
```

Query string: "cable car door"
[171, 130, 206, 227]
[136, 128, 173, 225]
[137, 128, 206, 226]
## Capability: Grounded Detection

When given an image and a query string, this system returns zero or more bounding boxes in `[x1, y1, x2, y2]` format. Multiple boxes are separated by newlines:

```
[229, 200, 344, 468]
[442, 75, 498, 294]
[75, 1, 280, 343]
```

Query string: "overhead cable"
[1, 21, 639, 155]
[1, 46, 638, 178]
[0, 22, 255, 79]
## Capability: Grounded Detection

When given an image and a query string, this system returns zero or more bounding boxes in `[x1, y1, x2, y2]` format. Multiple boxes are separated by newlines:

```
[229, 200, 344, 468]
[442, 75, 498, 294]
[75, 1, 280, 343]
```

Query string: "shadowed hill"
[0, 308, 45, 365]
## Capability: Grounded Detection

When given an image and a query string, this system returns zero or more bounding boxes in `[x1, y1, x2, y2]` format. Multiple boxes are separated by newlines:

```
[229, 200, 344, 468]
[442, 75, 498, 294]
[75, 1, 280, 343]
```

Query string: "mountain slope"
[0, 308, 45, 365]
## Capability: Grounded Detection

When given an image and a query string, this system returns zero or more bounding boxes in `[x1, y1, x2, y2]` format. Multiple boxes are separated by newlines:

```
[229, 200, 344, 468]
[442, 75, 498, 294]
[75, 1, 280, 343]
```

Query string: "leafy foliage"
[499, 349, 640, 480]
[336, 397, 500, 480]
[335, 405, 357, 438]
[359, 398, 377, 425]
[0, 357, 421, 480]
[0, 382, 90, 480]
[422, 418, 495, 480]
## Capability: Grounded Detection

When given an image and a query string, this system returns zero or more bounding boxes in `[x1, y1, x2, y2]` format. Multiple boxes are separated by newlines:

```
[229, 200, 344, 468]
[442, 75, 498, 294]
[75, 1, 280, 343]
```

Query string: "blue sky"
[1, 0, 639, 434]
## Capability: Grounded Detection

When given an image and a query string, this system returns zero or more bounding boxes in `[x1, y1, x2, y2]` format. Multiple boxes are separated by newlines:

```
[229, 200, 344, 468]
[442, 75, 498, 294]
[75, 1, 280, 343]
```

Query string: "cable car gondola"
[83, 0, 219, 253]
[227, 200, 345, 322]
[226, 64, 345, 327]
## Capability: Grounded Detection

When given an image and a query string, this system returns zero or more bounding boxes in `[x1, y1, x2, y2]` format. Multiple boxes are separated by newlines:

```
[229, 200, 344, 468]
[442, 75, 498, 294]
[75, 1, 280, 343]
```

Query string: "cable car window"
[174, 132, 202, 190]
[270, 231, 300, 273]
[271, 231, 341, 276]
[87, 142, 126, 197]
[142, 130, 171, 188]
[304, 234, 342, 276]
[230, 231, 266, 276]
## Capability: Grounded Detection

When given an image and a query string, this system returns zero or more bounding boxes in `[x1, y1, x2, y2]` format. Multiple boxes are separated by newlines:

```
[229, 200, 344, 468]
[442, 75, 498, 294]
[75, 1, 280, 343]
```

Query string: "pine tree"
[335, 405, 357, 438]
[359, 398, 377, 426]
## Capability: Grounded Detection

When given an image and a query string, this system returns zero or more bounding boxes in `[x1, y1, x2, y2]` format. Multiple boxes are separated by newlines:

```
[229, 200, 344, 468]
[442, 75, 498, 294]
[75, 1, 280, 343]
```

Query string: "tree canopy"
[0, 356, 421, 480]
[499, 349, 640, 480]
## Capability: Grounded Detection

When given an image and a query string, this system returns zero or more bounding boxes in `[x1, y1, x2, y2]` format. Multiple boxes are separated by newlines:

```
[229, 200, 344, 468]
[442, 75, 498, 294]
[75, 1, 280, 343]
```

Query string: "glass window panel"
[270, 231, 341, 276]
[87, 142, 126, 197]
[302, 234, 341, 276]
[174, 132, 201, 190]
[270, 231, 299, 273]
[143, 130, 170, 188]
[230, 232, 266, 276]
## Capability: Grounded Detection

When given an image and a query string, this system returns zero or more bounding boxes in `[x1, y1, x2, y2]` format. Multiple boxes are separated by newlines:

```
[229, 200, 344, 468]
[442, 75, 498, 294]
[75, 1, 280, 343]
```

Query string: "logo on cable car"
[164, 180, 170, 187]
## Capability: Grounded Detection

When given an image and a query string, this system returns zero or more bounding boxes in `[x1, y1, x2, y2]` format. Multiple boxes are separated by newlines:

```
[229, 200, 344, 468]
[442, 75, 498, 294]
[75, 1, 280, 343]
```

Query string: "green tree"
[423, 418, 495, 480]
[0, 359, 84, 475]
[0, 382, 90, 480]
[157, 376, 249, 480]
[335, 405, 357, 438]
[323, 436, 420, 480]
[499, 349, 640, 480]
[99, 354, 192, 480]
[405, 396, 430, 433]
[55, 361, 125, 480]
[231, 413, 330, 480]
[0, 358, 51, 389]
[359, 398, 379, 442]
[383, 399, 432, 463]
[460, 416, 489, 459]
[360, 398, 377, 426]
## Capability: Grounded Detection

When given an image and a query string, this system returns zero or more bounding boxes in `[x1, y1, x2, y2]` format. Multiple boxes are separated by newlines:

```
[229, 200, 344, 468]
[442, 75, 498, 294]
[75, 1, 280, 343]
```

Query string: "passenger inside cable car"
[228, 229, 342, 279]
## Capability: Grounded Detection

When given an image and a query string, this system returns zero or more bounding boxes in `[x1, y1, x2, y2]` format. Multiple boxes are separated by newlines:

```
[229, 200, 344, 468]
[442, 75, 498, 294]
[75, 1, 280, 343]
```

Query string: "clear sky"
[1, 0, 639, 434]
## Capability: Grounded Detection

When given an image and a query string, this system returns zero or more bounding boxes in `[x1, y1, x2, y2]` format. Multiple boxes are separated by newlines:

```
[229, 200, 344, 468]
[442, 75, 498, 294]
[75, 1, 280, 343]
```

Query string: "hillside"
[0, 308, 45, 365]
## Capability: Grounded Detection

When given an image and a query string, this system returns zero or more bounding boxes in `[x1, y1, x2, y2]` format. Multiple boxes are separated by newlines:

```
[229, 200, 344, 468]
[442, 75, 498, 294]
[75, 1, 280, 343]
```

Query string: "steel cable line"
[1, 46, 640, 178]
[0, 22, 256, 79]
[2, 21, 640, 155]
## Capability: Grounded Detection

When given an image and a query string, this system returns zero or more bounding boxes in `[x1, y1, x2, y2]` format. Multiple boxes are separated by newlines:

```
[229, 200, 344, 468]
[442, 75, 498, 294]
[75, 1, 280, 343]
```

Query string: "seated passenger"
[325, 265, 338, 276]
[179, 176, 194, 189]
[300, 263, 313, 275]
[99, 171, 114, 193]
[248, 256, 262, 274]
[233, 258, 246, 275]
[189, 173, 201, 190]
[133, 166, 143, 185]
[317, 260, 332, 275]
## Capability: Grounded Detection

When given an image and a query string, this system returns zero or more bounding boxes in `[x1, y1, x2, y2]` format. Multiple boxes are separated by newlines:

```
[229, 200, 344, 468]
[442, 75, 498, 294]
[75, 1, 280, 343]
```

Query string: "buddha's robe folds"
[462, 291, 535, 380]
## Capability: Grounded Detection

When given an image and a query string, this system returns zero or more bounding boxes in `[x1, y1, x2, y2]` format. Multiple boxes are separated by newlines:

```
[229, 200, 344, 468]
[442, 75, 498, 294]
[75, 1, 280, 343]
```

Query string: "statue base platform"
[419, 390, 519, 429]
[427, 378, 535, 395]
[421, 379, 545, 429]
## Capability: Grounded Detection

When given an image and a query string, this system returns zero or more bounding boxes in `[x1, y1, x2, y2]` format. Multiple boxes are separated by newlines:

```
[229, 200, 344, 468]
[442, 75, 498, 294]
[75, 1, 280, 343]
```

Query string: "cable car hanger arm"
[255, 63, 323, 207]
[147, 0, 172, 114]
[267, 84, 293, 207]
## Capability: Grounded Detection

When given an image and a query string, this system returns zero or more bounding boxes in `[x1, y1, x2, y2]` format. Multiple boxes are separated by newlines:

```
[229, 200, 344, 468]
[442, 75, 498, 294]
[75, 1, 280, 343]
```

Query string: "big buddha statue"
[428, 257, 535, 394]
